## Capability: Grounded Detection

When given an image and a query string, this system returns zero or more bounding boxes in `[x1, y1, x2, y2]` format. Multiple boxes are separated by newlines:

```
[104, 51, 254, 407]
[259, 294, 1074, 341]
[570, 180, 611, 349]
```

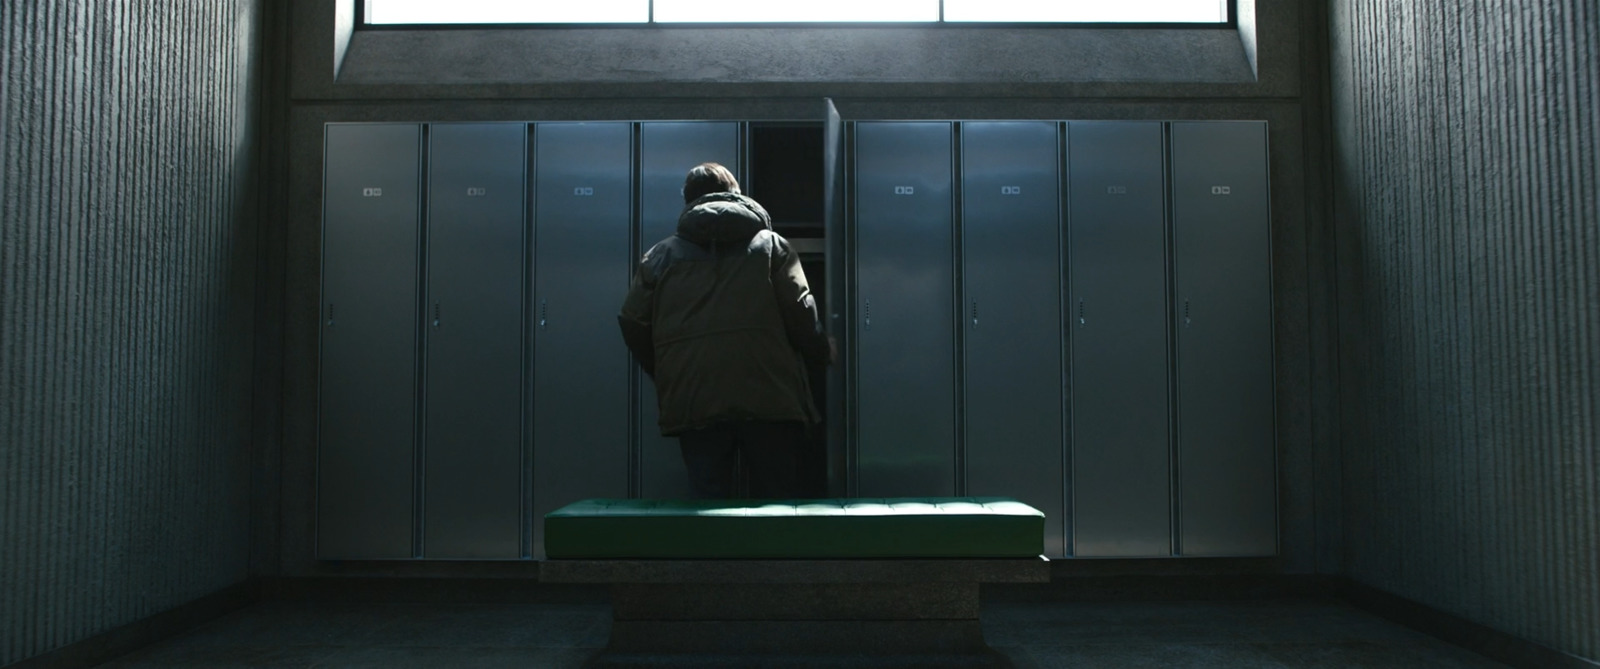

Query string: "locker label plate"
[574, 187, 595, 196]
[1001, 186, 1022, 195]
[466, 187, 488, 197]
[1211, 186, 1232, 195]
[362, 187, 382, 197]
[1107, 186, 1127, 195]
[894, 186, 915, 195]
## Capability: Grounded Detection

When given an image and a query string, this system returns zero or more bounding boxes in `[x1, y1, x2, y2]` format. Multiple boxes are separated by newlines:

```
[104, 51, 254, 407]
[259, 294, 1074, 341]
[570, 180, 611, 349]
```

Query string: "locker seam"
[845, 121, 858, 499]
[524, 124, 538, 559]
[517, 124, 531, 559]
[313, 124, 329, 560]
[628, 128, 641, 499]
[627, 122, 642, 500]
[1164, 121, 1182, 557]
[414, 123, 430, 560]
[1260, 121, 1283, 559]
[951, 122, 965, 498]
[1059, 120, 1073, 558]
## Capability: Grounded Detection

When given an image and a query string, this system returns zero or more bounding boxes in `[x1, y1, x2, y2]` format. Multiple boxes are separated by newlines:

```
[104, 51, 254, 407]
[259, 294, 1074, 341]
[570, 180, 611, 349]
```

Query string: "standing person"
[619, 162, 832, 499]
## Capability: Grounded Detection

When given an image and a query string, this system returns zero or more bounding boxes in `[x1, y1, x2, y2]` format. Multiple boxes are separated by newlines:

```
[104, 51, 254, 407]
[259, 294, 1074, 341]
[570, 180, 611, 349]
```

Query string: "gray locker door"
[318, 123, 421, 559]
[961, 122, 1065, 557]
[423, 124, 526, 559]
[532, 123, 633, 557]
[822, 99, 847, 497]
[854, 122, 955, 497]
[1068, 121, 1172, 557]
[637, 122, 740, 499]
[1170, 121, 1276, 556]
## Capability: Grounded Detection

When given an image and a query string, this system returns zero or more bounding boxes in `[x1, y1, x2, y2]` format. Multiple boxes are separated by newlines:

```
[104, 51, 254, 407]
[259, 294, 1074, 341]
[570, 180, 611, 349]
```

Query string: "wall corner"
[1237, 0, 1261, 78]
[333, 0, 354, 78]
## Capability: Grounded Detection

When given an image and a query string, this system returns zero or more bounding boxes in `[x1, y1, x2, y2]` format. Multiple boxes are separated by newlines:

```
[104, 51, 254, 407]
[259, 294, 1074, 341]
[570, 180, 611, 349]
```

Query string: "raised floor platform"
[542, 498, 1050, 668]
[542, 559, 1049, 668]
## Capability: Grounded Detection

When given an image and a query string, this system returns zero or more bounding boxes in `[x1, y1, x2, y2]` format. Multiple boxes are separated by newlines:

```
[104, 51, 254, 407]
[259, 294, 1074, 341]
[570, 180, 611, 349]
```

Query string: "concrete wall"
[1330, 0, 1598, 663]
[261, 0, 1341, 578]
[0, 2, 262, 665]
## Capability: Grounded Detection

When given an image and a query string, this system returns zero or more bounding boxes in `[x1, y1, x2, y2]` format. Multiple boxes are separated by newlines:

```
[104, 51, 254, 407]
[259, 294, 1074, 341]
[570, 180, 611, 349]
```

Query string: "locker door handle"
[432, 303, 440, 328]
[539, 299, 548, 330]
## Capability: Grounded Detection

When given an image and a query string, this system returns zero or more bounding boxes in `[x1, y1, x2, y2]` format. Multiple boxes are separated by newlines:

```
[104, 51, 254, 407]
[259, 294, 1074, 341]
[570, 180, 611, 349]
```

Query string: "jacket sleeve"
[770, 237, 831, 368]
[618, 253, 657, 376]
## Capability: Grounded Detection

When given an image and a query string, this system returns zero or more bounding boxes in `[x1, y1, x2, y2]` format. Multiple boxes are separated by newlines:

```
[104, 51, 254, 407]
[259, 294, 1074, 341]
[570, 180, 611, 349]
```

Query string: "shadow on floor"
[97, 598, 1508, 668]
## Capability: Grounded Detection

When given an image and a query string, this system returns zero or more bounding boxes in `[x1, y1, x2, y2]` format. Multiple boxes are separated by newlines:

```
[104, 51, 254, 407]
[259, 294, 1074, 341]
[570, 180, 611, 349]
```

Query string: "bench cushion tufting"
[544, 497, 1044, 559]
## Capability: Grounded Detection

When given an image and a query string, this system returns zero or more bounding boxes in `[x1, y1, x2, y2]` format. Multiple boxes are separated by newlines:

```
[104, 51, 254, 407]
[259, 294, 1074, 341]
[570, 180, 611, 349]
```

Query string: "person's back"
[619, 163, 830, 499]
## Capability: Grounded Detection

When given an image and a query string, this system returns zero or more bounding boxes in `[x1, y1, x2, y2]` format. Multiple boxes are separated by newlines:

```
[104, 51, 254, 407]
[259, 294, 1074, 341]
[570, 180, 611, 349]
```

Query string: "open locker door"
[823, 98, 848, 497]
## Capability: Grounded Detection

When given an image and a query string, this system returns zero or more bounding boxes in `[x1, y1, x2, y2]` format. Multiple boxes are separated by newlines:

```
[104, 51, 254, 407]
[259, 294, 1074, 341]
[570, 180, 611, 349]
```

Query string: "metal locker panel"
[637, 122, 740, 499]
[532, 123, 633, 557]
[1067, 121, 1172, 557]
[423, 123, 526, 559]
[1170, 121, 1276, 557]
[960, 122, 1065, 557]
[318, 123, 421, 559]
[822, 100, 847, 497]
[853, 122, 956, 497]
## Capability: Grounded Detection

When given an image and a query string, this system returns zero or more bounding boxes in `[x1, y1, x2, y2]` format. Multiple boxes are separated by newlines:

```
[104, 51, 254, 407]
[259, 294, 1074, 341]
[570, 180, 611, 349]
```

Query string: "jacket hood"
[676, 192, 772, 245]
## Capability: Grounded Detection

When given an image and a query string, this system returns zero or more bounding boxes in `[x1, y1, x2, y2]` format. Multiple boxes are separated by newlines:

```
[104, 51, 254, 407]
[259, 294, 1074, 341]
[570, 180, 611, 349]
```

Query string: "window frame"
[354, 0, 1237, 30]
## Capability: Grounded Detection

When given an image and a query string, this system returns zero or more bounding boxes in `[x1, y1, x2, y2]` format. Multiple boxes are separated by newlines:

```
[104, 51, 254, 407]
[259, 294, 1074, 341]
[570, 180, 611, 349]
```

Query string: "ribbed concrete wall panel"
[1332, 0, 1598, 661]
[0, 2, 260, 665]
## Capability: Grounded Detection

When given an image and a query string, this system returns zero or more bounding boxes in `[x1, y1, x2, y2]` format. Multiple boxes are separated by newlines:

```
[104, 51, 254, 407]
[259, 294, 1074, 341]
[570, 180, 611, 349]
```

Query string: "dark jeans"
[678, 421, 805, 500]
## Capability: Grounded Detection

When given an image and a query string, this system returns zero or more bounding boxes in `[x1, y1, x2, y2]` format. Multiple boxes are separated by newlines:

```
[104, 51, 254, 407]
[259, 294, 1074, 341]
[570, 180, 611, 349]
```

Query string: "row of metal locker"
[317, 119, 1275, 561]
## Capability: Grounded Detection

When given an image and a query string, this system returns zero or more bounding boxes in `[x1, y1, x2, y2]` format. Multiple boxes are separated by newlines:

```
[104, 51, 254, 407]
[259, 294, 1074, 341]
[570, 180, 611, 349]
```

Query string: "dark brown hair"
[682, 162, 740, 204]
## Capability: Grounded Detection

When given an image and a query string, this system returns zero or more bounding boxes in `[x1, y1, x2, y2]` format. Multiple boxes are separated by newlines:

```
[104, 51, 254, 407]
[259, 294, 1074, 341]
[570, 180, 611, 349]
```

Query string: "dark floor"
[97, 598, 1508, 668]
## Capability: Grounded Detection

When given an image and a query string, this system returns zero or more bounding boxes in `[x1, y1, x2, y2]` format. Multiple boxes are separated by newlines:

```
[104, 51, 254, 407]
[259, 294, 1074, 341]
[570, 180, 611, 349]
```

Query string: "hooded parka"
[619, 192, 830, 436]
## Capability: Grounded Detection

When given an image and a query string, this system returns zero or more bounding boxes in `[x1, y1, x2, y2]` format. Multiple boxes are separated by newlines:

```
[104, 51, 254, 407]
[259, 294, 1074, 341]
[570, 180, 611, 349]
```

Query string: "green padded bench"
[541, 497, 1050, 668]
[545, 497, 1045, 559]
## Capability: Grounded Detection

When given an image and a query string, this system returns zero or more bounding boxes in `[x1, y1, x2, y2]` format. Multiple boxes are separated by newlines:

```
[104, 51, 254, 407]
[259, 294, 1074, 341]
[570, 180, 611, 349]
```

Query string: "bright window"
[943, 0, 1226, 23]
[654, 0, 939, 23]
[367, 0, 650, 24]
[364, 0, 1229, 24]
